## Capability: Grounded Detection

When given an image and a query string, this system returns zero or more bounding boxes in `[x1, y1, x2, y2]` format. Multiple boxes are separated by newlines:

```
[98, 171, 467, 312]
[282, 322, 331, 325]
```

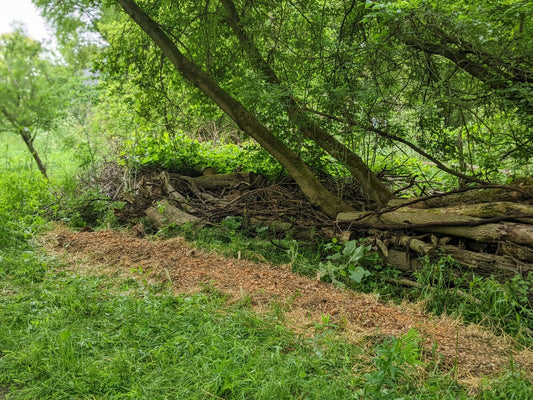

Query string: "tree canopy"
[31, 0, 533, 215]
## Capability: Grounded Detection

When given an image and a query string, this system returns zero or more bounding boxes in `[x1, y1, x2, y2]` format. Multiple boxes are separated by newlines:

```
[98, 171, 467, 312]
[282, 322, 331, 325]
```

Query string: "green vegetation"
[120, 131, 284, 179]
[1, 128, 532, 397]
[2, 170, 532, 399]
[0, 173, 436, 399]
[413, 256, 533, 345]
[0, 0, 532, 397]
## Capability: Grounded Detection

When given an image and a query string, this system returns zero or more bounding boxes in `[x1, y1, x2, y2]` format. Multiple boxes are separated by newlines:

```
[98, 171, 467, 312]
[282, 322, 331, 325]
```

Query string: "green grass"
[2, 250, 532, 399]
[1, 154, 531, 400]
[0, 263, 458, 400]
[1, 271, 363, 399]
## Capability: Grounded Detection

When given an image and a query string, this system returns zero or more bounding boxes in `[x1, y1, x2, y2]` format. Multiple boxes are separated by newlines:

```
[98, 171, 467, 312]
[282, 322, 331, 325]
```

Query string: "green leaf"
[349, 266, 370, 283]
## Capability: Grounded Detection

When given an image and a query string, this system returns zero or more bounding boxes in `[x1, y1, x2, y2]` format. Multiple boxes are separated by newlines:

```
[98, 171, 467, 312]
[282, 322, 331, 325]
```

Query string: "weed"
[363, 329, 423, 397]
[318, 239, 380, 288]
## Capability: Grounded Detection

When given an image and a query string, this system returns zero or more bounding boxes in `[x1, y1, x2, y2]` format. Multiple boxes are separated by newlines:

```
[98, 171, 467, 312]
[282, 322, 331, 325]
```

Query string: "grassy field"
[0, 252, 470, 399]
[2, 235, 533, 399]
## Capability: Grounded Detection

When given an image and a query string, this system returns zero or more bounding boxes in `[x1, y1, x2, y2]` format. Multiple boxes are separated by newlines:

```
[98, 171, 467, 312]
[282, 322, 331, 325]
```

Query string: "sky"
[0, 0, 56, 44]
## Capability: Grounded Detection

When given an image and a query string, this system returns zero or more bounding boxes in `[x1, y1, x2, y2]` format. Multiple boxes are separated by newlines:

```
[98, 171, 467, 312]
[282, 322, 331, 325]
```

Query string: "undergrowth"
[413, 256, 533, 345]
[1, 169, 532, 399]
[120, 131, 285, 180]
[160, 221, 533, 347]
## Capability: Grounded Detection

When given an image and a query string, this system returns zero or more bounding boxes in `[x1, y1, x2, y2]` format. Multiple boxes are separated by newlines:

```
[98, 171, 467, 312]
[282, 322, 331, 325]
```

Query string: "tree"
[33, 0, 532, 215]
[114, 0, 352, 218]
[0, 26, 66, 178]
[219, 0, 392, 206]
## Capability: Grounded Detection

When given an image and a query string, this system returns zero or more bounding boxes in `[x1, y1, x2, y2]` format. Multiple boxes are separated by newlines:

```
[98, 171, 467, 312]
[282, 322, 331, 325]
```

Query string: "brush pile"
[103, 164, 533, 285]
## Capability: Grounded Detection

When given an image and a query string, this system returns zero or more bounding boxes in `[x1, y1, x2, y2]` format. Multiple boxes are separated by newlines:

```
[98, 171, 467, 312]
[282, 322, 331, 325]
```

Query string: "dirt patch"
[41, 225, 533, 385]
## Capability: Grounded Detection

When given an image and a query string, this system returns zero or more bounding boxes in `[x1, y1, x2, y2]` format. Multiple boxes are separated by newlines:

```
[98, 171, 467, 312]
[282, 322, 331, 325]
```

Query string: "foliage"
[361, 328, 423, 399]
[119, 129, 284, 179]
[414, 256, 533, 344]
[156, 220, 299, 265]
[33, 0, 533, 200]
[0, 168, 51, 283]
[48, 180, 120, 229]
[0, 170, 50, 248]
[318, 239, 381, 289]
[0, 26, 71, 177]
[0, 27, 66, 133]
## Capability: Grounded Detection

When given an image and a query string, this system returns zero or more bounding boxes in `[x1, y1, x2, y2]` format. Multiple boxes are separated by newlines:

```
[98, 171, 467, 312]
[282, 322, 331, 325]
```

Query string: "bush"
[119, 130, 284, 179]
[0, 170, 50, 247]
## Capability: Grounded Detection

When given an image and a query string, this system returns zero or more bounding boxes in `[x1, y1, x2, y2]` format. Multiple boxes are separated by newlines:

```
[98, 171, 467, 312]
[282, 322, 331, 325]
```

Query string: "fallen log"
[387, 184, 533, 209]
[388, 201, 533, 224]
[379, 236, 533, 278]
[170, 171, 268, 191]
[338, 209, 533, 248]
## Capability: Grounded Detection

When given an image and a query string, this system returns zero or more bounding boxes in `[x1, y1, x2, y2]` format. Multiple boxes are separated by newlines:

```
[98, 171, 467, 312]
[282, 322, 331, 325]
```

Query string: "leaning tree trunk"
[115, 0, 352, 218]
[20, 129, 48, 179]
[220, 0, 393, 207]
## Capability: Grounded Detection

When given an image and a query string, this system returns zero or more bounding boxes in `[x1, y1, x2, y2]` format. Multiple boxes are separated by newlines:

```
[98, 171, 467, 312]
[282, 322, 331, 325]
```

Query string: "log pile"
[337, 184, 533, 282]
[113, 169, 339, 238]
[110, 165, 533, 286]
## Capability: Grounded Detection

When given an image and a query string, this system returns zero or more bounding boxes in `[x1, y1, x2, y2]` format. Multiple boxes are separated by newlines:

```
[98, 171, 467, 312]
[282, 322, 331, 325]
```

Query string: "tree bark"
[20, 132, 48, 179]
[338, 208, 533, 248]
[220, 0, 393, 207]
[1, 107, 48, 179]
[115, 0, 352, 218]
[386, 184, 533, 210]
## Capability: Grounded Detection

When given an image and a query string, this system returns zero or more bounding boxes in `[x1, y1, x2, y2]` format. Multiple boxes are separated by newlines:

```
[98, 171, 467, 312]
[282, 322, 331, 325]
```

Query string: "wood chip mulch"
[41, 226, 533, 387]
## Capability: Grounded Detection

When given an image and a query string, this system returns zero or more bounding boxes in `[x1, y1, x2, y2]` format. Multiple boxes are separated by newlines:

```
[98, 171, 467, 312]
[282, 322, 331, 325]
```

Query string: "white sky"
[0, 0, 56, 44]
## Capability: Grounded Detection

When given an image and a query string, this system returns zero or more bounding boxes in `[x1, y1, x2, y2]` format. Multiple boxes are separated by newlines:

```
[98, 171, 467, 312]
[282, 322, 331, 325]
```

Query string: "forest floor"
[42, 225, 533, 389]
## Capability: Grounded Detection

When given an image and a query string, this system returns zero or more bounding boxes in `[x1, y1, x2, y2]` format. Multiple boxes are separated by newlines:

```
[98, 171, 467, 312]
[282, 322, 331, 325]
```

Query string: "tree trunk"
[20, 130, 48, 179]
[387, 185, 533, 209]
[220, 0, 392, 207]
[115, 0, 352, 218]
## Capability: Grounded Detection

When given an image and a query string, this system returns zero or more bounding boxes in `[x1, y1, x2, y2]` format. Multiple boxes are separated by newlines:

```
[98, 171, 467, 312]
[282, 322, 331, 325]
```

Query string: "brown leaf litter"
[41, 225, 533, 388]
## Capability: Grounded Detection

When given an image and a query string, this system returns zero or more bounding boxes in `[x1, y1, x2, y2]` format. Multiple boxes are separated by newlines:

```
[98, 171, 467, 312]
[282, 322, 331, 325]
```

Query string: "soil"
[41, 225, 533, 388]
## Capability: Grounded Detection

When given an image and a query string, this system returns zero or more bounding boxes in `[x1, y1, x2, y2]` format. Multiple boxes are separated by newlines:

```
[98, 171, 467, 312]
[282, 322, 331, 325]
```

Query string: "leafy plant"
[363, 328, 423, 398]
[119, 130, 284, 180]
[415, 256, 533, 344]
[318, 239, 379, 288]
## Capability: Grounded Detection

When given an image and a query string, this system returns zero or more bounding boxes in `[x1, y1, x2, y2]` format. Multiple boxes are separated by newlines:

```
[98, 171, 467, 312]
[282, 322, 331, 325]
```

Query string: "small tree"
[0, 26, 66, 178]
